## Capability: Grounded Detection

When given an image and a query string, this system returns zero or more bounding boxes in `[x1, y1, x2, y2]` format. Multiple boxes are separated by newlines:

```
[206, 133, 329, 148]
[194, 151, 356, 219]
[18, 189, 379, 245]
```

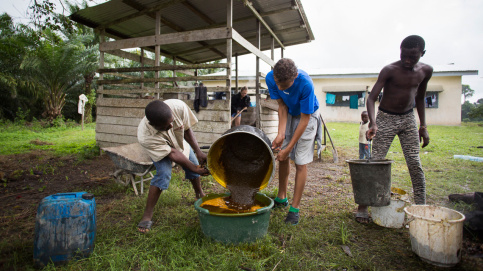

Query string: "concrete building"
[205, 65, 478, 126]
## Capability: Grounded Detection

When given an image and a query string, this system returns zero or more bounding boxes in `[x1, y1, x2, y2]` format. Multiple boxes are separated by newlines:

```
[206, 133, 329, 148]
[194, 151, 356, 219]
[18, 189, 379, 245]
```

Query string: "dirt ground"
[0, 150, 482, 269]
[0, 151, 117, 242]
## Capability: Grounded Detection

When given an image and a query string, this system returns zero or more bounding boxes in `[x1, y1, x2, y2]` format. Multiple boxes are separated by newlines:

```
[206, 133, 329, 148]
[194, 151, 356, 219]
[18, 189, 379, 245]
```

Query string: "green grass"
[0, 120, 97, 157]
[326, 122, 483, 203]
[1, 121, 482, 270]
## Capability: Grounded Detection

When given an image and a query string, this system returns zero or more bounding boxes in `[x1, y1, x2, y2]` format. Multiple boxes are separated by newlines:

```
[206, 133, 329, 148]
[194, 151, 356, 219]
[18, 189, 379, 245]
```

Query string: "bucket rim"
[346, 159, 394, 165]
[194, 192, 274, 217]
[207, 129, 276, 190]
[403, 205, 466, 223]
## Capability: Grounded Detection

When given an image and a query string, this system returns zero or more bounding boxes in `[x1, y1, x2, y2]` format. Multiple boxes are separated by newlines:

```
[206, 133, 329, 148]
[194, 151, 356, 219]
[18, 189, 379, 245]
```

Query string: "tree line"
[461, 85, 483, 121]
[1, 1, 221, 126]
[1, 1, 481, 125]
[0, 1, 100, 124]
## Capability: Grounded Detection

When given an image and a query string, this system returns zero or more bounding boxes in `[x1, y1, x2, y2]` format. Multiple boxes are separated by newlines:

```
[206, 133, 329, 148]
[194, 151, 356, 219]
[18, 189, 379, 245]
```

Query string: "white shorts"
[281, 110, 319, 165]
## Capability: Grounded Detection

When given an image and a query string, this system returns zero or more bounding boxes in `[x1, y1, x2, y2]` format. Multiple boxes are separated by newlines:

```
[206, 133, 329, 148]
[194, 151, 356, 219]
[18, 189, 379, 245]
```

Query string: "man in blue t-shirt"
[266, 58, 320, 225]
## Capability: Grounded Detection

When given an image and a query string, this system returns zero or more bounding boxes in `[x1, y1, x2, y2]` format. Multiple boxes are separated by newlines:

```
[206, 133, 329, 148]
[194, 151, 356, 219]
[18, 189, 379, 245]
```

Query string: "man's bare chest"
[389, 71, 426, 89]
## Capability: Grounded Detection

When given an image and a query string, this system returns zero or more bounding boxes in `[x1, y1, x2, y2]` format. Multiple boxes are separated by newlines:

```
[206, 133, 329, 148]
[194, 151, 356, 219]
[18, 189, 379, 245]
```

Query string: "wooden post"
[235, 53, 238, 92]
[155, 11, 161, 98]
[140, 48, 144, 89]
[271, 37, 274, 70]
[81, 111, 84, 131]
[255, 19, 261, 129]
[99, 30, 105, 98]
[226, 0, 233, 112]
[172, 56, 176, 87]
[281, 47, 284, 59]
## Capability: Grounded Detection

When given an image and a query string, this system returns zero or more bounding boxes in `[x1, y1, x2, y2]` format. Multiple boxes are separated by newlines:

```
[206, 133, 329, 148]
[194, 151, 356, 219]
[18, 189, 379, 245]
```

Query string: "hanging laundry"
[78, 94, 88, 115]
[194, 84, 201, 113]
[350, 94, 358, 109]
[342, 96, 350, 101]
[199, 83, 208, 107]
[194, 83, 208, 112]
[426, 96, 432, 107]
[326, 93, 336, 104]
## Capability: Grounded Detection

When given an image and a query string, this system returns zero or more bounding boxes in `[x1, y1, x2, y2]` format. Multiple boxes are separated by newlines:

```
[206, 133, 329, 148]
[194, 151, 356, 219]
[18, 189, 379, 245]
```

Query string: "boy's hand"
[276, 148, 289, 161]
[196, 165, 210, 176]
[196, 151, 207, 166]
[271, 135, 284, 152]
[419, 127, 430, 148]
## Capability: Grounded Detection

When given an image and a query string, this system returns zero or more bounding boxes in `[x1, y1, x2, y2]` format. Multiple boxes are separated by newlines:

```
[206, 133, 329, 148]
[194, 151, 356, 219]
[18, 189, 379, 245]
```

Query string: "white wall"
[205, 74, 463, 126]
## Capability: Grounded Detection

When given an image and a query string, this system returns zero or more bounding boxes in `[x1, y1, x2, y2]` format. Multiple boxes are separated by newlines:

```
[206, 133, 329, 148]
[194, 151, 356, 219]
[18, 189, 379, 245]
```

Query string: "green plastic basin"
[194, 193, 274, 244]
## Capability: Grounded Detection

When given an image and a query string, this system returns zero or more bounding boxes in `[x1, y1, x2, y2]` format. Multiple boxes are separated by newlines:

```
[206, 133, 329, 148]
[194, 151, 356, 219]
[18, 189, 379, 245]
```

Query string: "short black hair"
[273, 58, 298, 82]
[145, 100, 172, 126]
[401, 35, 425, 52]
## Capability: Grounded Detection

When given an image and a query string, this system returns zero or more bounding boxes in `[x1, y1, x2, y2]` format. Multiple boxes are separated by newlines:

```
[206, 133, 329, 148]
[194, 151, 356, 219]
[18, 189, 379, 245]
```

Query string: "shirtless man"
[357, 35, 432, 223]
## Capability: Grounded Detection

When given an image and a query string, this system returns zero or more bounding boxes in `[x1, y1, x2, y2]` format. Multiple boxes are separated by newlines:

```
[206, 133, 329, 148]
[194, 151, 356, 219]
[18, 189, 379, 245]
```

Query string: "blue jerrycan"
[33, 192, 96, 267]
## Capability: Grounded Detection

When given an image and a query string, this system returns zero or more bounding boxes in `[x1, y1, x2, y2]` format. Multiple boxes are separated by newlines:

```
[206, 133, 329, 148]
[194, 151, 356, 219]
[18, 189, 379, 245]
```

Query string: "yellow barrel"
[207, 125, 275, 192]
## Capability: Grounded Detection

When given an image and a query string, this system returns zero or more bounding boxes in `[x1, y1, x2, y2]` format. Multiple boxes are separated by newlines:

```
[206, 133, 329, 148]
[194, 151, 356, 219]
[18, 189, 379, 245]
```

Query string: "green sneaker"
[284, 211, 299, 225]
[273, 199, 289, 209]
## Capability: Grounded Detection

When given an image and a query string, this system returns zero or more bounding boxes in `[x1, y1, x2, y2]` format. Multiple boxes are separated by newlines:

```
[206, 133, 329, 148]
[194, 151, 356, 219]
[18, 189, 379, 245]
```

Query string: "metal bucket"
[207, 125, 275, 205]
[346, 159, 393, 206]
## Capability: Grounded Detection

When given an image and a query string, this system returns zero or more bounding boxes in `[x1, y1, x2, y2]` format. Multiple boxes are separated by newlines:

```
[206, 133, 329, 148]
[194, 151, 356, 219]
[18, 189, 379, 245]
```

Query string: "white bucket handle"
[403, 205, 466, 225]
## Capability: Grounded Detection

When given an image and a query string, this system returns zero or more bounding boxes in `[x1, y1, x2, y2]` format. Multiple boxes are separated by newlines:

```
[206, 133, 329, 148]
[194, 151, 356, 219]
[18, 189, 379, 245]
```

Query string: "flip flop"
[355, 212, 372, 224]
[137, 220, 153, 233]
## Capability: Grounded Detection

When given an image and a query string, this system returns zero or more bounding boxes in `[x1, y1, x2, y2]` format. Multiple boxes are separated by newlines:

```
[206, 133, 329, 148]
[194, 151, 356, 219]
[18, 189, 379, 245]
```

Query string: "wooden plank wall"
[259, 106, 279, 141]
[96, 97, 231, 149]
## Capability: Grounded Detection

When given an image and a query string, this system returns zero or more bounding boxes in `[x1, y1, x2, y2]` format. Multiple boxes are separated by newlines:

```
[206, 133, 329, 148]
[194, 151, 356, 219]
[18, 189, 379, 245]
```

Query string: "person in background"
[231, 86, 250, 127]
[266, 58, 320, 225]
[137, 99, 209, 233]
[359, 111, 371, 159]
[357, 35, 432, 224]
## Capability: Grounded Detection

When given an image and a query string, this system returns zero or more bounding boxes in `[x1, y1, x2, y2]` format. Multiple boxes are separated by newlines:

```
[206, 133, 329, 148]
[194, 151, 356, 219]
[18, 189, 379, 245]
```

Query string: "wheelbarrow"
[102, 143, 154, 196]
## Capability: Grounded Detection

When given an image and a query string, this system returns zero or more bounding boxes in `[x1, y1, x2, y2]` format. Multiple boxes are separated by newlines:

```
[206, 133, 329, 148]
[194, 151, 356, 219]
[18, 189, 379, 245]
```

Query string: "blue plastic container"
[33, 192, 96, 267]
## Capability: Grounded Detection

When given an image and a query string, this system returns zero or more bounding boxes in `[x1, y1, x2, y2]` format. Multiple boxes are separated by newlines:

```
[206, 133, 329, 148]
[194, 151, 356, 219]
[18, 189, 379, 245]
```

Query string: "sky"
[2, 0, 482, 103]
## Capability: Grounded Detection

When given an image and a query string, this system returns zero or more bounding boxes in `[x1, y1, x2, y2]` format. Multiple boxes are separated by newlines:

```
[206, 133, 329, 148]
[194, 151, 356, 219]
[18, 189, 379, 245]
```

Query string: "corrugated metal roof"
[70, 0, 314, 64]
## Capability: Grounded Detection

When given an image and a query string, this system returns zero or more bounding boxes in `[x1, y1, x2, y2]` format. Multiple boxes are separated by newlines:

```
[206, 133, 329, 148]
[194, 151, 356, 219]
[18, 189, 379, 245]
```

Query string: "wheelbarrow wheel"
[116, 172, 134, 186]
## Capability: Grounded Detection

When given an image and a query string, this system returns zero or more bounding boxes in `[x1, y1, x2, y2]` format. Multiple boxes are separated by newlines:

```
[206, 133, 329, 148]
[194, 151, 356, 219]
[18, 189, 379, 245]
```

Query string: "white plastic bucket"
[371, 187, 409, 228]
[404, 205, 465, 267]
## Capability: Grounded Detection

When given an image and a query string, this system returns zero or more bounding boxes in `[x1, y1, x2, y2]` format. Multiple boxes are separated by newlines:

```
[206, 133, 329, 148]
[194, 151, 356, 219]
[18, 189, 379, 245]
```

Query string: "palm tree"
[62, 1, 99, 123]
[21, 28, 87, 122]
[0, 13, 39, 120]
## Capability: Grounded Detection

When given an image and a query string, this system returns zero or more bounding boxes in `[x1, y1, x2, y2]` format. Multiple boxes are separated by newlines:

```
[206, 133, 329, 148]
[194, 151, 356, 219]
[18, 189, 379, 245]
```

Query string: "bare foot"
[355, 205, 372, 224]
[196, 192, 206, 199]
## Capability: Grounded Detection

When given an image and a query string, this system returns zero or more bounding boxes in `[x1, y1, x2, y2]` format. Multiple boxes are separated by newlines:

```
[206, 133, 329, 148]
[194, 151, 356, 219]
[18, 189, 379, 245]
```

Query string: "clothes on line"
[426, 96, 432, 107]
[349, 94, 358, 109]
[326, 93, 336, 104]
[194, 83, 208, 113]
